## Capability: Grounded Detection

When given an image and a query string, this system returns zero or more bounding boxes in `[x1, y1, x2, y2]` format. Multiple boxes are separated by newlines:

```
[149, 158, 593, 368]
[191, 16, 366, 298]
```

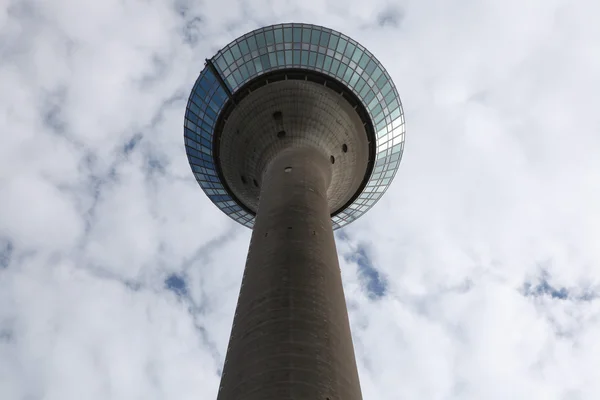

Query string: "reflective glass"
[185, 23, 405, 229]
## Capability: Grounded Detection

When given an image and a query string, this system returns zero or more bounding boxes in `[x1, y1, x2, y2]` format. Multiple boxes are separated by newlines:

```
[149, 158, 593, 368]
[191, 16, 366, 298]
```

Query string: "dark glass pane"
[283, 27, 292, 42]
[256, 32, 266, 48]
[344, 42, 356, 59]
[302, 28, 311, 43]
[319, 31, 330, 47]
[293, 27, 302, 42]
[301, 50, 309, 65]
[328, 34, 339, 50]
[365, 59, 376, 75]
[316, 53, 325, 69]
[310, 29, 321, 45]
[336, 38, 347, 54]
[265, 30, 275, 45]
[260, 54, 271, 69]
[238, 39, 250, 55]
[230, 44, 241, 59]
[247, 35, 258, 52]
[308, 51, 317, 67]
[324, 56, 333, 71]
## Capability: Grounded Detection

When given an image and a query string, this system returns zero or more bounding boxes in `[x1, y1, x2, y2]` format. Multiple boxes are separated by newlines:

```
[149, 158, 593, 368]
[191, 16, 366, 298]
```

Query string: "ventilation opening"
[272, 111, 283, 121]
[277, 130, 286, 138]
[330, 155, 335, 164]
[241, 175, 247, 184]
[253, 179, 259, 187]
[284, 167, 292, 173]
[342, 143, 348, 153]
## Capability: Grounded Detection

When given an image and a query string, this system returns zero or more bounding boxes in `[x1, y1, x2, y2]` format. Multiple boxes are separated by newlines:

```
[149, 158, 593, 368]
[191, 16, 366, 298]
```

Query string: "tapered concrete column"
[216, 146, 363, 400]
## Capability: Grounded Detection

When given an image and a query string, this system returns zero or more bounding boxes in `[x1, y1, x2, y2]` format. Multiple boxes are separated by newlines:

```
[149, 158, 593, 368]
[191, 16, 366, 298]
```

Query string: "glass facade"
[184, 23, 405, 230]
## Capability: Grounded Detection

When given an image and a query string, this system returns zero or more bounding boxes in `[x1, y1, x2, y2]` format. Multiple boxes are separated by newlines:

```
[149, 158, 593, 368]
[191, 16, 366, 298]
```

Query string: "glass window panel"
[376, 74, 387, 89]
[232, 69, 243, 85]
[365, 59, 376, 74]
[216, 56, 228, 72]
[310, 29, 320, 45]
[239, 63, 249, 80]
[390, 107, 401, 120]
[301, 50, 309, 65]
[336, 37, 347, 54]
[355, 77, 367, 93]
[247, 35, 258, 51]
[328, 34, 339, 50]
[324, 56, 333, 71]
[384, 90, 395, 104]
[302, 27, 311, 43]
[277, 51, 285, 66]
[343, 66, 353, 82]
[283, 27, 292, 42]
[269, 52, 277, 68]
[293, 50, 300, 64]
[349, 71, 360, 87]
[267, 29, 277, 44]
[359, 82, 371, 97]
[223, 50, 234, 65]
[238, 39, 250, 55]
[285, 50, 292, 64]
[344, 42, 356, 59]
[358, 54, 369, 70]
[293, 27, 302, 42]
[381, 82, 392, 97]
[256, 32, 266, 48]
[319, 31, 330, 47]
[351, 47, 363, 63]
[246, 60, 256, 75]
[316, 53, 325, 69]
[391, 144, 402, 154]
[230, 44, 242, 59]
[330, 59, 341, 75]
[364, 89, 376, 105]
[226, 75, 236, 89]
[372, 66, 383, 81]
[371, 103, 383, 117]
[308, 51, 317, 67]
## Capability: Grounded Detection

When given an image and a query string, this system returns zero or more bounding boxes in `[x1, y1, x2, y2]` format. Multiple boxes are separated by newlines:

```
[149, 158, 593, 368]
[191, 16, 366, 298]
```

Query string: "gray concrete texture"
[218, 79, 369, 216]
[216, 145, 363, 400]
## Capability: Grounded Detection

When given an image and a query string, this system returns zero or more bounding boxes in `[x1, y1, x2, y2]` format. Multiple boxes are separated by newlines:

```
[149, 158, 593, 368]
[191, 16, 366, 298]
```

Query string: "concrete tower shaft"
[217, 146, 362, 400]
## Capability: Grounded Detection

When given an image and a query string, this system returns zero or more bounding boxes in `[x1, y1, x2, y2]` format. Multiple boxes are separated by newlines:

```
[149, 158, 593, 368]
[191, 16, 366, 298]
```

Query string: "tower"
[184, 23, 405, 400]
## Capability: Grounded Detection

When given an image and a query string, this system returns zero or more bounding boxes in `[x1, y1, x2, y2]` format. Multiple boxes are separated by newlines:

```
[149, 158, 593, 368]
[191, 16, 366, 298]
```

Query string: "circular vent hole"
[241, 175, 247, 184]
[330, 155, 335, 164]
[342, 143, 348, 153]
[277, 130, 286, 138]
[253, 179, 259, 187]
[272, 111, 283, 121]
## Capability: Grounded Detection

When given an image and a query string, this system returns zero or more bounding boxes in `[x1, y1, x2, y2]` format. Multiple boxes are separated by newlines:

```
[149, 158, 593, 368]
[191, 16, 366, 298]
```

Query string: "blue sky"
[1, 0, 600, 399]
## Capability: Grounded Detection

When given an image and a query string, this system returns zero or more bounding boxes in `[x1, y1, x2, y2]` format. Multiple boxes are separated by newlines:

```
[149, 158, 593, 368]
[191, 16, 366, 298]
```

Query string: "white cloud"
[1, 0, 599, 399]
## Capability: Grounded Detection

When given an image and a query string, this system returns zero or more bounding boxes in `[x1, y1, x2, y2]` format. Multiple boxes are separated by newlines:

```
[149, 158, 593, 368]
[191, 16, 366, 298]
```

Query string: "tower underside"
[217, 145, 363, 400]
[217, 78, 370, 216]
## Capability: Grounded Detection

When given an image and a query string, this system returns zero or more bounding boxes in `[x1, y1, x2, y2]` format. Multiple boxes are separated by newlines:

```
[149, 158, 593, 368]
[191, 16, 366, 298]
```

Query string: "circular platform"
[184, 23, 405, 229]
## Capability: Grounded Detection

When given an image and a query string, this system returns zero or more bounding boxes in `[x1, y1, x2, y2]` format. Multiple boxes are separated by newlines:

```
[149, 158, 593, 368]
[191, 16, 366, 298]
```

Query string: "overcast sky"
[1, 0, 600, 399]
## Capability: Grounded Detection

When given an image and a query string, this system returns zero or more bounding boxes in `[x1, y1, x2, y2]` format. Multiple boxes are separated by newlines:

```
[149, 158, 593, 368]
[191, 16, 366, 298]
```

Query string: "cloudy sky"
[1, 0, 600, 399]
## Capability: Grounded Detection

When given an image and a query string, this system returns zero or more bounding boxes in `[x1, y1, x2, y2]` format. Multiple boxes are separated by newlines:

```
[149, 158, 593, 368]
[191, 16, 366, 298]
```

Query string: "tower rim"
[184, 22, 406, 229]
